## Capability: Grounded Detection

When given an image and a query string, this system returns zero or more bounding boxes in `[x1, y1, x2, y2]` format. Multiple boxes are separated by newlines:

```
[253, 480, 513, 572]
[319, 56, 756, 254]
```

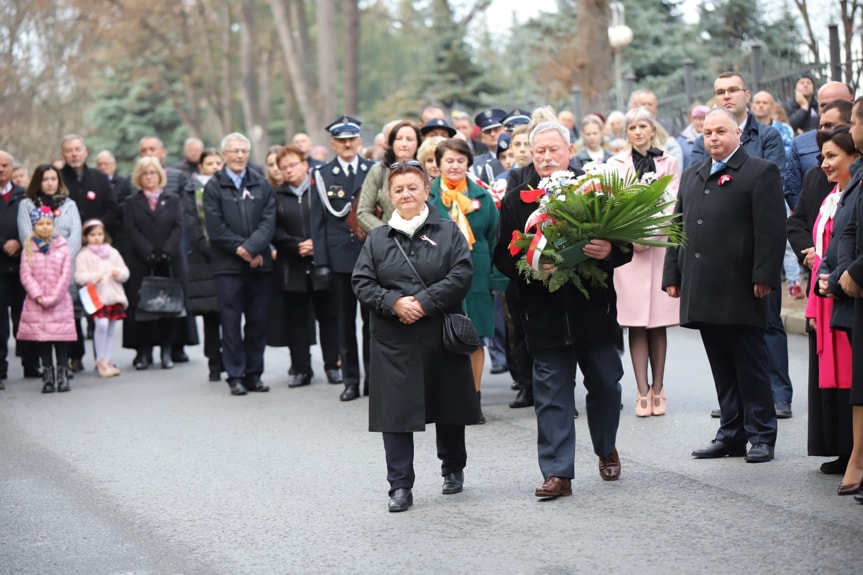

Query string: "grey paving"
[1, 324, 860, 574]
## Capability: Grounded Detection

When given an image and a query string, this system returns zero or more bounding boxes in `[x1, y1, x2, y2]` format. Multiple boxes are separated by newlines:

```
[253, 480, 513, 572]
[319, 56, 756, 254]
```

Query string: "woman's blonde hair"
[131, 156, 167, 190]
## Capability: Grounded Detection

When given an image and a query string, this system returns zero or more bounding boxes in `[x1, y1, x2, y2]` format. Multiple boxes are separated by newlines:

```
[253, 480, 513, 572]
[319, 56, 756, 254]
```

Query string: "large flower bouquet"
[508, 168, 684, 295]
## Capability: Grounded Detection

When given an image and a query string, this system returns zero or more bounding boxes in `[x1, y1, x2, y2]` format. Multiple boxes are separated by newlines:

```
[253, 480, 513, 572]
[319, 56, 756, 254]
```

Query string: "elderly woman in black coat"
[267, 144, 340, 387]
[352, 161, 481, 513]
[123, 157, 193, 370]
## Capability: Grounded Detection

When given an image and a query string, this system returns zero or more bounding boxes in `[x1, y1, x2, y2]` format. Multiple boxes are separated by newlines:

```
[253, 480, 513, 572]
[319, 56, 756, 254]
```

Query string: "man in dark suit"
[0, 150, 37, 386]
[95, 150, 133, 258]
[60, 135, 120, 373]
[310, 116, 374, 402]
[691, 72, 795, 419]
[203, 132, 276, 396]
[663, 108, 786, 463]
[493, 119, 629, 498]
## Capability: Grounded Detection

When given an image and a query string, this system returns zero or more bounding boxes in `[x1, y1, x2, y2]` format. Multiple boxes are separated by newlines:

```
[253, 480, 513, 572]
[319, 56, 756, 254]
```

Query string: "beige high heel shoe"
[635, 388, 653, 417]
[96, 359, 113, 378]
[652, 388, 666, 416]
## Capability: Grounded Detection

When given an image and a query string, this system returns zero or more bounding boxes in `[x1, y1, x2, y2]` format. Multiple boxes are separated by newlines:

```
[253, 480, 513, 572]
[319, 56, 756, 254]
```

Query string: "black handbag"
[138, 272, 185, 316]
[392, 238, 481, 355]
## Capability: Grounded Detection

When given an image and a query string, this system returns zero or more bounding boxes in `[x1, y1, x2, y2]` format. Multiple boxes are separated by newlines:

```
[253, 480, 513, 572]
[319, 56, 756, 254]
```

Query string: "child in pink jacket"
[18, 206, 76, 393]
[75, 219, 129, 378]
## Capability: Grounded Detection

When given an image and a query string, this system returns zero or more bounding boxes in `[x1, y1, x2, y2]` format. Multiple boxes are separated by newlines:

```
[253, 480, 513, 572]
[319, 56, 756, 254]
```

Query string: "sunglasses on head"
[389, 160, 424, 171]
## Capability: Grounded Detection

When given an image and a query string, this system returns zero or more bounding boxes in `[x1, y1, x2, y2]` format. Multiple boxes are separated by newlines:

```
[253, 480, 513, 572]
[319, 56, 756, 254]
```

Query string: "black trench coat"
[352, 207, 481, 432]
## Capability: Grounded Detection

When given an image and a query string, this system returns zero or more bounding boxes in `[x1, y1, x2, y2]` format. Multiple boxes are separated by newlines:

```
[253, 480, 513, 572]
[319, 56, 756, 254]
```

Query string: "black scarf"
[36, 191, 66, 210]
[631, 147, 664, 179]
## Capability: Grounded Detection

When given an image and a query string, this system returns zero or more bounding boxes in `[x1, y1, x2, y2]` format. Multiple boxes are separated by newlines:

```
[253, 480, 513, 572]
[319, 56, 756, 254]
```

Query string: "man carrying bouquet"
[493, 118, 632, 498]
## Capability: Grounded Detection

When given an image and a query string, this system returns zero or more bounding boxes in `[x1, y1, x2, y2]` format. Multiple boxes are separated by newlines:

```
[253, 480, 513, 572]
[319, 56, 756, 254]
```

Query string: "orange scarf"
[440, 178, 476, 250]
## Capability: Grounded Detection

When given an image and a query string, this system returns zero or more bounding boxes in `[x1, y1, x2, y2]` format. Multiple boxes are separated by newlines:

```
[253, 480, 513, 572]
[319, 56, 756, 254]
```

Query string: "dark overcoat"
[271, 180, 328, 293]
[123, 190, 188, 309]
[492, 163, 632, 350]
[310, 157, 373, 274]
[202, 168, 275, 276]
[182, 180, 218, 315]
[59, 164, 119, 237]
[662, 147, 786, 329]
[351, 207, 481, 432]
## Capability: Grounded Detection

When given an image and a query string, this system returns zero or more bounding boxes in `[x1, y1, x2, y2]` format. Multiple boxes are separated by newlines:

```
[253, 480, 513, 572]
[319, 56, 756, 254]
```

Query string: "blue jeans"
[532, 343, 622, 478]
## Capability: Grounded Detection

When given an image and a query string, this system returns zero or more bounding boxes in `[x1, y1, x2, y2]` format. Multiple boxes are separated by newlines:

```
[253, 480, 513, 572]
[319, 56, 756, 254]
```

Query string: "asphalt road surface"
[1, 324, 860, 574]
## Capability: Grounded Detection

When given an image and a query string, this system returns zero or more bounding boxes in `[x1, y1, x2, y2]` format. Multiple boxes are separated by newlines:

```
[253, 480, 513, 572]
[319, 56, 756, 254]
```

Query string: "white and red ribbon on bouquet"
[524, 208, 553, 272]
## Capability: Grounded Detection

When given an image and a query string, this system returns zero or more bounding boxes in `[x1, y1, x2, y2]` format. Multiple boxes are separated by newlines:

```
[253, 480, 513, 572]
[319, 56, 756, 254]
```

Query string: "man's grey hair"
[184, 137, 204, 149]
[96, 150, 116, 162]
[529, 122, 571, 147]
[451, 111, 470, 122]
[139, 135, 165, 149]
[61, 134, 86, 148]
[705, 107, 737, 124]
[220, 132, 251, 152]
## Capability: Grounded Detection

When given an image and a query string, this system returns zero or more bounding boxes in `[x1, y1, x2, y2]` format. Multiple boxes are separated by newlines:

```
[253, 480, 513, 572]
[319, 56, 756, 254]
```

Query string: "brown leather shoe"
[534, 476, 572, 498]
[599, 448, 621, 481]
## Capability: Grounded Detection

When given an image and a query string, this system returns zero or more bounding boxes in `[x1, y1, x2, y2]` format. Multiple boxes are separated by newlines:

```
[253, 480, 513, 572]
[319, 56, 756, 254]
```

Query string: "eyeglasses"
[389, 160, 424, 170]
[279, 161, 305, 170]
[141, 171, 160, 177]
[714, 86, 745, 97]
[224, 149, 249, 155]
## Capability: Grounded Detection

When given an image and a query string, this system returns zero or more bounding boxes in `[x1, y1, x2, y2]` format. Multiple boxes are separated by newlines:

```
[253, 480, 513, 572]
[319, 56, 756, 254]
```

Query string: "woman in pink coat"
[18, 205, 76, 393]
[607, 107, 681, 417]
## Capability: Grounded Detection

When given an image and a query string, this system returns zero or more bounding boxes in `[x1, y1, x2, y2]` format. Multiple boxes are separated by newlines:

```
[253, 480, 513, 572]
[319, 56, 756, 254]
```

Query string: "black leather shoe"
[171, 350, 190, 363]
[490, 364, 508, 374]
[244, 378, 270, 392]
[710, 408, 721, 418]
[340, 384, 360, 401]
[509, 387, 534, 408]
[388, 488, 413, 512]
[774, 401, 792, 419]
[160, 350, 174, 370]
[69, 359, 84, 373]
[325, 369, 343, 384]
[510, 380, 520, 390]
[227, 379, 247, 396]
[692, 440, 747, 459]
[442, 471, 464, 494]
[821, 456, 850, 475]
[288, 372, 313, 388]
[208, 370, 222, 382]
[854, 492, 863, 504]
[745, 443, 774, 463]
[133, 353, 152, 371]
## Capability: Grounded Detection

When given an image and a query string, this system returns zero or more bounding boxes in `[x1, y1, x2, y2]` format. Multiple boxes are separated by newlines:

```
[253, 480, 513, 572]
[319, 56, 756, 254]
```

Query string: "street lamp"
[608, 2, 633, 111]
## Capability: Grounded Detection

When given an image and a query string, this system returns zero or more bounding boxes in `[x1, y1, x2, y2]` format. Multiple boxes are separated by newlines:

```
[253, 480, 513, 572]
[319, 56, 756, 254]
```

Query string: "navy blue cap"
[326, 115, 362, 139]
[420, 118, 457, 138]
[474, 108, 507, 132]
[503, 108, 531, 130]
[496, 133, 512, 157]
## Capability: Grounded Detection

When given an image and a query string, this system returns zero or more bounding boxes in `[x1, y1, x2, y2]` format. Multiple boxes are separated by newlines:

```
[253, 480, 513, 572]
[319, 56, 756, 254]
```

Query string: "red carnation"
[508, 230, 524, 256]
[520, 188, 545, 203]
